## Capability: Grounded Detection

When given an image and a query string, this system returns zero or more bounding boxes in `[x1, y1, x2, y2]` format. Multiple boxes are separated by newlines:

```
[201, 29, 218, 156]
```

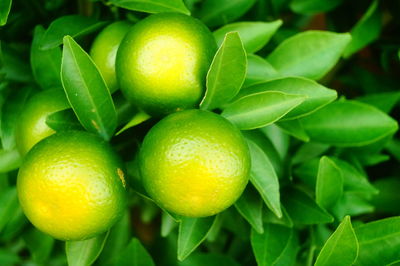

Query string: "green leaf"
[179, 253, 240, 266]
[292, 142, 330, 165]
[290, 0, 343, 15]
[161, 211, 178, 237]
[331, 192, 375, 220]
[116, 110, 151, 136]
[199, 0, 257, 27]
[315, 216, 358, 266]
[251, 224, 299, 266]
[108, 0, 190, 15]
[222, 91, 305, 130]
[247, 139, 282, 218]
[343, 0, 381, 58]
[177, 216, 216, 261]
[283, 187, 333, 225]
[355, 216, 400, 265]
[61, 36, 117, 140]
[0, 0, 12, 26]
[244, 54, 279, 87]
[240, 77, 337, 120]
[267, 31, 351, 80]
[0, 249, 20, 266]
[213, 20, 282, 53]
[0, 187, 18, 232]
[234, 185, 264, 234]
[40, 15, 107, 50]
[66, 231, 109, 266]
[0, 149, 21, 173]
[45, 109, 83, 132]
[0, 43, 33, 82]
[301, 100, 398, 146]
[200, 32, 247, 110]
[264, 205, 294, 228]
[276, 119, 310, 142]
[115, 238, 155, 266]
[372, 177, 400, 215]
[316, 156, 343, 210]
[23, 228, 55, 264]
[357, 91, 400, 113]
[30, 26, 62, 90]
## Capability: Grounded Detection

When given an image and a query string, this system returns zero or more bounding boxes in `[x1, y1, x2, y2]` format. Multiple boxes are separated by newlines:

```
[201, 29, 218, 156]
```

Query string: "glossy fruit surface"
[17, 131, 127, 240]
[15, 89, 70, 156]
[90, 21, 132, 93]
[116, 13, 217, 116]
[139, 109, 250, 217]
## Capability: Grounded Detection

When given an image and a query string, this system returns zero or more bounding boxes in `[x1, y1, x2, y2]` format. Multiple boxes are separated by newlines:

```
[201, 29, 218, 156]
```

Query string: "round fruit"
[139, 109, 250, 217]
[17, 131, 127, 240]
[90, 21, 132, 93]
[116, 13, 217, 116]
[15, 89, 70, 156]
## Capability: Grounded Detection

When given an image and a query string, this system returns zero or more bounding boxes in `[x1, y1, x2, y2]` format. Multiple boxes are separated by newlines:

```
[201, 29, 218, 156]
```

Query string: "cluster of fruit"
[17, 13, 250, 241]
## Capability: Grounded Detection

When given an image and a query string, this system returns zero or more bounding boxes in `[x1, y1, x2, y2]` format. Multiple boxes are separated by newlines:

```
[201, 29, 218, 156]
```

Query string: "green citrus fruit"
[116, 13, 217, 116]
[139, 109, 250, 217]
[15, 89, 70, 156]
[90, 21, 132, 93]
[17, 131, 127, 240]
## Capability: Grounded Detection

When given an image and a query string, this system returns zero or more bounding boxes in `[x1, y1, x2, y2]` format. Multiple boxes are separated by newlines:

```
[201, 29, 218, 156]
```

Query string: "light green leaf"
[178, 216, 216, 261]
[115, 238, 155, 266]
[213, 20, 282, 53]
[40, 15, 107, 50]
[109, 0, 190, 15]
[246, 139, 282, 218]
[315, 216, 358, 266]
[316, 156, 343, 210]
[234, 185, 264, 234]
[267, 31, 351, 80]
[251, 224, 299, 266]
[222, 91, 305, 130]
[161, 211, 178, 237]
[290, 0, 343, 15]
[200, 32, 246, 110]
[0, 149, 21, 173]
[244, 54, 279, 87]
[343, 0, 381, 58]
[61, 36, 117, 140]
[331, 192, 375, 220]
[0, 0, 12, 26]
[23, 228, 55, 264]
[301, 100, 398, 146]
[116, 110, 151, 135]
[239, 77, 337, 120]
[355, 216, 400, 265]
[276, 119, 310, 142]
[66, 231, 109, 266]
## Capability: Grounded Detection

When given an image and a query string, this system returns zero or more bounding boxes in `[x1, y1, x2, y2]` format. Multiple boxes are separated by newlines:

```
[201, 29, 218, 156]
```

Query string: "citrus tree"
[1, 0, 400, 265]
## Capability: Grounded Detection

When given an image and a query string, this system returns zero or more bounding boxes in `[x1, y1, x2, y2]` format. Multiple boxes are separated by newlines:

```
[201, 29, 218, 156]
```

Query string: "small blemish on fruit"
[117, 168, 126, 188]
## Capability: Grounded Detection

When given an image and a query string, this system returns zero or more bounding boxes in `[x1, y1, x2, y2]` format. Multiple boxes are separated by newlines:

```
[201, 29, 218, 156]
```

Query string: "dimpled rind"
[17, 131, 127, 241]
[90, 21, 132, 93]
[15, 89, 71, 156]
[139, 110, 251, 217]
[116, 13, 217, 116]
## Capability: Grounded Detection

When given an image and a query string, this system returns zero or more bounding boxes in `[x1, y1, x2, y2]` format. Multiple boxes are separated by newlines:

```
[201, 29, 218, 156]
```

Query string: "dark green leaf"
[115, 238, 155, 266]
[301, 100, 398, 146]
[109, 0, 190, 15]
[177, 216, 216, 261]
[264, 205, 294, 228]
[251, 224, 298, 266]
[199, 0, 257, 27]
[222, 91, 305, 130]
[357, 91, 400, 113]
[66, 231, 109, 266]
[331, 192, 374, 220]
[0, 43, 32, 82]
[161, 211, 178, 237]
[0, 149, 21, 173]
[267, 31, 351, 80]
[292, 142, 330, 165]
[290, 0, 343, 15]
[239, 77, 337, 120]
[0, 187, 18, 232]
[355, 216, 400, 266]
[234, 185, 264, 234]
[276, 119, 310, 142]
[23, 228, 55, 264]
[316, 156, 343, 210]
[116, 110, 151, 135]
[343, 0, 381, 58]
[179, 253, 240, 266]
[200, 32, 246, 110]
[213, 20, 282, 53]
[61, 36, 117, 140]
[283, 187, 333, 225]
[247, 139, 282, 218]
[0, 0, 12, 26]
[372, 177, 400, 215]
[45, 109, 83, 132]
[30, 26, 62, 90]
[0, 249, 20, 266]
[315, 216, 358, 266]
[40, 15, 107, 50]
[244, 54, 279, 87]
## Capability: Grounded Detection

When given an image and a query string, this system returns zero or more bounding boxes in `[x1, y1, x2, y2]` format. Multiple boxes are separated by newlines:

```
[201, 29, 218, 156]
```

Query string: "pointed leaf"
[45, 109, 83, 132]
[244, 54, 279, 87]
[23, 228, 55, 264]
[290, 0, 343, 15]
[0, 149, 21, 173]
[316, 156, 343, 210]
[61, 36, 117, 140]
[357, 91, 400, 114]
[222, 91, 306, 130]
[115, 238, 155, 266]
[234, 186, 264, 234]
[161, 211, 178, 237]
[200, 32, 246, 110]
[0, 187, 18, 232]
[116, 110, 151, 136]
[315, 216, 358, 266]
[108, 0, 190, 15]
[0, 0, 12, 26]
[277, 119, 310, 142]
[267, 31, 351, 80]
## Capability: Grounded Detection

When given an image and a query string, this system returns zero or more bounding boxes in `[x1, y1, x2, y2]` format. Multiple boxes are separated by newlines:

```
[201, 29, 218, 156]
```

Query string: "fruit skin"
[17, 131, 127, 241]
[139, 109, 250, 217]
[90, 21, 132, 93]
[116, 13, 217, 116]
[15, 89, 70, 156]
